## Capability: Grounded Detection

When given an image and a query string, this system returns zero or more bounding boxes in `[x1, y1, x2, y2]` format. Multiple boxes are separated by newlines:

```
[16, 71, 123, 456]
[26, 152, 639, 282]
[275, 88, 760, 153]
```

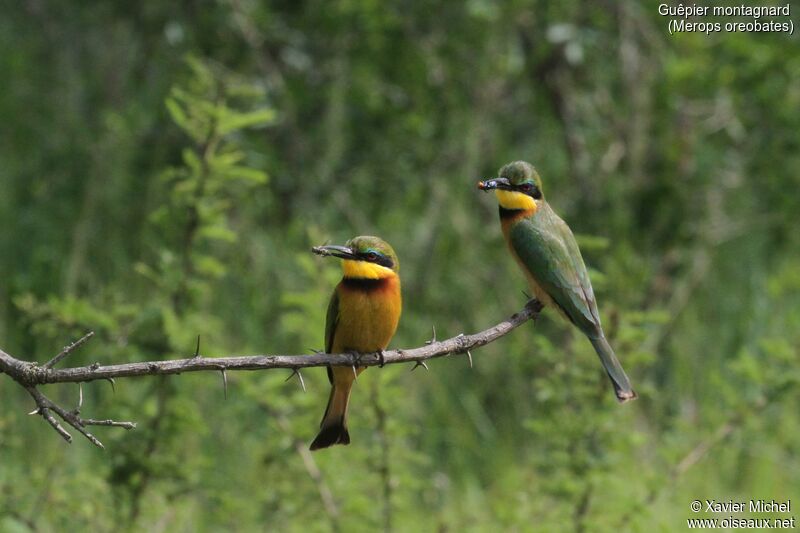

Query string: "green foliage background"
[1, 1, 798, 531]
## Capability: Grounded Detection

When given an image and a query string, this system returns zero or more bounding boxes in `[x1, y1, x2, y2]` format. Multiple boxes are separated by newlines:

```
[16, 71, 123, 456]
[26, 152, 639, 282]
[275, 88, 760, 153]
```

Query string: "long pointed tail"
[589, 335, 637, 402]
[309, 382, 352, 450]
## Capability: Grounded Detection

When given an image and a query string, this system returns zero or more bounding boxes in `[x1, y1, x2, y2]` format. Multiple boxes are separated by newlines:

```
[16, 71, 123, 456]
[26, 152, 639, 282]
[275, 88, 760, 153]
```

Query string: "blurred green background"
[1, 1, 798, 531]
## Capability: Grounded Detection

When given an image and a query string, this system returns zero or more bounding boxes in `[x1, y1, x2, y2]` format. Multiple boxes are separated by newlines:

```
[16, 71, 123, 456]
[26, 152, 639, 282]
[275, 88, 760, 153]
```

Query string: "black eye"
[519, 183, 532, 192]
[365, 252, 378, 261]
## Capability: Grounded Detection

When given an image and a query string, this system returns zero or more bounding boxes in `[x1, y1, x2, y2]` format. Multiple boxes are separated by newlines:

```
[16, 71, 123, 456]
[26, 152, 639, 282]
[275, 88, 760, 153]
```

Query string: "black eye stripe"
[516, 183, 541, 199]
[358, 251, 393, 268]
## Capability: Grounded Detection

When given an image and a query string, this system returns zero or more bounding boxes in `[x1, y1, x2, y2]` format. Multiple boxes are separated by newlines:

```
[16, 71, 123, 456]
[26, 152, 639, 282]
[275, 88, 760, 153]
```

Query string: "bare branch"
[1, 301, 540, 386]
[0, 300, 541, 445]
[25, 385, 136, 448]
[43, 331, 94, 369]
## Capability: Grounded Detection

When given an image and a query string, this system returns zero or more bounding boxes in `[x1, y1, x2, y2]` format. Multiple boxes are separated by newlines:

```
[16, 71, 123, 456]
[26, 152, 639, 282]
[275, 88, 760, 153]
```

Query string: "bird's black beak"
[312, 244, 357, 260]
[477, 177, 512, 191]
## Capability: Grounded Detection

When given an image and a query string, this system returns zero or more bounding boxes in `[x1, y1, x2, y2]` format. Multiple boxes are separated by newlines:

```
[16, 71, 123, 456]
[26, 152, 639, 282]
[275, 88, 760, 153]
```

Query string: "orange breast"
[331, 276, 401, 353]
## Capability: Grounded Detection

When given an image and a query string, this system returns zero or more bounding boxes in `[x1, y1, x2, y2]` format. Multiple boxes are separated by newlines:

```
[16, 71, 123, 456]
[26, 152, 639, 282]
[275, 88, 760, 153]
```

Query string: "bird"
[309, 236, 402, 450]
[477, 161, 637, 402]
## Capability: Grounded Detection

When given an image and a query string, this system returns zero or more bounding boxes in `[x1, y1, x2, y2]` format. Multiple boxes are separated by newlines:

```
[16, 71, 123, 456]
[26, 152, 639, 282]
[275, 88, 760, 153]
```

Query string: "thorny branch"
[25, 384, 136, 448]
[0, 331, 137, 448]
[0, 300, 542, 447]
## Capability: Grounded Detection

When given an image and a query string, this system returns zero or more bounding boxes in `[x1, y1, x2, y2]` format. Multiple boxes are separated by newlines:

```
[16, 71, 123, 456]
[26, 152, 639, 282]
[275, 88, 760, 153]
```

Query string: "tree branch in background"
[0, 300, 542, 447]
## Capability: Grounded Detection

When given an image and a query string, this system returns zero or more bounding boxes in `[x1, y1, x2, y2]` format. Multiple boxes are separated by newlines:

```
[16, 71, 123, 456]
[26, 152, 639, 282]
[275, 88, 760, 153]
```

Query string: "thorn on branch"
[425, 326, 436, 345]
[194, 335, 201, 358]
[25, 385, 136, 448]
[106, 378, 116, 393]
[75, 383, 84, 413]
[466, 350, 473, 368]
[220, 368, 229, 399]
[284, 368, 306, 392]
[43, 331, 95, 369]
[411, 360, 429, 372]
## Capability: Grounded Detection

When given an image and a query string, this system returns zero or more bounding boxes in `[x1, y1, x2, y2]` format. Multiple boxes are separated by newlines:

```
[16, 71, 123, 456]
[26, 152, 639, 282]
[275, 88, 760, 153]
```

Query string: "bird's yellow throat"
[342, 260, 396, 279]
[495, 190, 537, 212]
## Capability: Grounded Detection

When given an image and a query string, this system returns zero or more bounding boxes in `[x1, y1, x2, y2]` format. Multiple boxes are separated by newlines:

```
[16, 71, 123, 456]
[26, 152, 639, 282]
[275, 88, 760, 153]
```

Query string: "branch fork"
[1, 332, 137, 447]
[26, 384, 136, 448]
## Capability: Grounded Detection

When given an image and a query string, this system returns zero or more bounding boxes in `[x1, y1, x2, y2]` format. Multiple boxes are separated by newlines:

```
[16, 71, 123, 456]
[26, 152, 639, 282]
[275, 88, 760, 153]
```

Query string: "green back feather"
[508, 203, 601, 335]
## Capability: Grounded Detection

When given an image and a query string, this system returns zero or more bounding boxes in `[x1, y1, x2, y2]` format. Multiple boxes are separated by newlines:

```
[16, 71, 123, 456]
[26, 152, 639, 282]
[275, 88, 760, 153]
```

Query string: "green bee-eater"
[478, 161, 636, 402]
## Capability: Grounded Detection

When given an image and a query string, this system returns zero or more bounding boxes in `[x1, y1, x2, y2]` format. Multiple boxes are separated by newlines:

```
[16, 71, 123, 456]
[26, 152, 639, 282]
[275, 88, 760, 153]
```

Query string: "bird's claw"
[348, 350, 364, 366]
[346, 351, 363, 380]
[526, 298, 544, 313]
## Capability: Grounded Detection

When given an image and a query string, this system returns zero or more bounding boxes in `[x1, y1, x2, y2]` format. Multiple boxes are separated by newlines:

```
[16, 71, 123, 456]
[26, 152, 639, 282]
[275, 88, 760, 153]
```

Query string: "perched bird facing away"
[309, 236, 402, 450]
[478, 161, 637, 402]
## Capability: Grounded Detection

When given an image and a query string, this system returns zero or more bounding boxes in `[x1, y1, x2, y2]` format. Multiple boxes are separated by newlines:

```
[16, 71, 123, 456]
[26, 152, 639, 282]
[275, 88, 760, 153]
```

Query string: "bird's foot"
[347, 351, 365, 379]
[525, 298, 544, 314]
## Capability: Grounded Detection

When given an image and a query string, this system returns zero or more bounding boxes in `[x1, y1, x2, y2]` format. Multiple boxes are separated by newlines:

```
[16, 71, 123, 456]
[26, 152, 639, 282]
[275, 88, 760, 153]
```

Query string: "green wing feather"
[324, 287, 340, 384]
[509, 208, 601, 335]
[509, 206, 636, 401]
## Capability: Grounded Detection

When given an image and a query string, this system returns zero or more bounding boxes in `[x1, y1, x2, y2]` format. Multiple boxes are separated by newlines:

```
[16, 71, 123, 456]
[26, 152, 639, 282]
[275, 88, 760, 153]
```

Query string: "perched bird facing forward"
[309, 236, 402, 450]
[478, 161, 637, 402]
